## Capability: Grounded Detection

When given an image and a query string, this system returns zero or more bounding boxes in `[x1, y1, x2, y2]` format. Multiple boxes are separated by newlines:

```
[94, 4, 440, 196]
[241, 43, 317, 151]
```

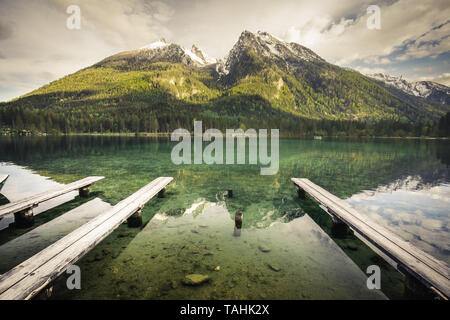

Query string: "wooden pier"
[292, 178, 450, 299]
[0, 176, 104, 228]
[0, 177, 173, 300]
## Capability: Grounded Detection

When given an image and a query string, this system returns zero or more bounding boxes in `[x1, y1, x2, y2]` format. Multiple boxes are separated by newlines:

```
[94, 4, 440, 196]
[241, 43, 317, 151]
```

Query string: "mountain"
[367, 73, 450, 105]
[217, 31, 324, 80]
[96, 38, 216, 69]
[1, 30, 449, 135]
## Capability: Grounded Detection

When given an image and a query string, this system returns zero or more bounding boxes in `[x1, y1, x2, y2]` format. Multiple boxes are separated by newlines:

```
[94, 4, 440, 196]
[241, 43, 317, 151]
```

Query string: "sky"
[0, 0, 449, 102]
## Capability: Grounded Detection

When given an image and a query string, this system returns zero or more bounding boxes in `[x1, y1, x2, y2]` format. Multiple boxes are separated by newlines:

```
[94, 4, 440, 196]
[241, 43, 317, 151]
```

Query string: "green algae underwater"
[0, 136, 448, 300]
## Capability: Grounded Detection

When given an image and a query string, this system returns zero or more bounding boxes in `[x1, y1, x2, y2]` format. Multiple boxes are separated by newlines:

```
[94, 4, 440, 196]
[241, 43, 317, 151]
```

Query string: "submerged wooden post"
[228, 189, 233, 198]
[127, 209, 143, 228]
[233, 210, 243, 237]
[14, 208, 34, 228]
[297, 187, 306, 199]
[35, 285, 53, 300]
[157, 188, 166, 198]
[400, 267, 438, 299]
[329, 211, 349, 238]
[79, 186, 90, 198]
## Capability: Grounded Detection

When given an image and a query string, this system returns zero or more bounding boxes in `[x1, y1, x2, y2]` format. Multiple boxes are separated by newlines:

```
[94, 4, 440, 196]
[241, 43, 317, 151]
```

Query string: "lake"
[0, 136, 448, 299]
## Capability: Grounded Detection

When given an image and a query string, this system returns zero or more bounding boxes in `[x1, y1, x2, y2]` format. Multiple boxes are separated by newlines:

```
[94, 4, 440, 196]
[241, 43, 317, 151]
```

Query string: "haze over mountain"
[1, 30, 449, 135]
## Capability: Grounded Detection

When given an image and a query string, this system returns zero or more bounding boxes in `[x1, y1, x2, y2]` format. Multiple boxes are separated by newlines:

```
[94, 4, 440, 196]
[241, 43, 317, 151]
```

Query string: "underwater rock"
[171, 280, 178, 289]
[191, 229, 199, 234]
[182, 274, 210, 286]
[268, 264, 281, 272]
[215, 266, 220, 271]
[258, 245, 271, 253]
[346, 244, 358, 251]
[209, 233, 216, 238]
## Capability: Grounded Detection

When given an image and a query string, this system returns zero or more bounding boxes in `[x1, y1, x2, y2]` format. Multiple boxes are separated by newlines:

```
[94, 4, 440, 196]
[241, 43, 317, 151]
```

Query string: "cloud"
[420, 72, 450, 86]
[305, 0, 450, 65]
[0, 20, 14, 40]
[0, 0, 175, 101]
[0, 0, 448, 101]
[353, 66, 389, 75]
[395, 21, 450, 61]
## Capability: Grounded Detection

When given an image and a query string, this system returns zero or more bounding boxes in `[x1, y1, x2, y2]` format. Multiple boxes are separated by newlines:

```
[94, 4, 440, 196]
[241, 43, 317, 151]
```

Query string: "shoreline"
[1, 132, 448, 140]
[1, 127, 449, 140]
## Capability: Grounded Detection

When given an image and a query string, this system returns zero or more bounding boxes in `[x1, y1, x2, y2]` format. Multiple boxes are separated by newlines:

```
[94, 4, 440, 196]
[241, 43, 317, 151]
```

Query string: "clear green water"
[0, 136, 448, 299]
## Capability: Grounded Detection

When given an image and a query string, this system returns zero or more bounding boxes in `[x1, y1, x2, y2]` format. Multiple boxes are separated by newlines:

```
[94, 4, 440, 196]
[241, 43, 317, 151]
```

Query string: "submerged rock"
[268, 264, 281, 272]
[258, 245, 271, 253]
[215, 266, 220, 271]
[182, 274, 210, 286]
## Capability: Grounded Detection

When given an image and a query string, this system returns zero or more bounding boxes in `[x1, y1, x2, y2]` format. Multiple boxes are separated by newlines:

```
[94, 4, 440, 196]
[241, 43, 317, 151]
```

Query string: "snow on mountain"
[140, 38, 169, 50]
[217, 30, 324, 77]
[139, 40, 215, 66]
[367, 73, 450, 105]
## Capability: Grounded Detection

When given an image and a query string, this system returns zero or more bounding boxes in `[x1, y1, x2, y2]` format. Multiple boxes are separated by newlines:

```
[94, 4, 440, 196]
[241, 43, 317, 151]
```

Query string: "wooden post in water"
[329, 210, 349, 238]
[127, 209, 143, 228]
[158, 188, 166, 198]
[228, 189, 233, 198]
[233, 210, 243, 237]
[297, 187, 306, 199]
[35, 286, 53, 300]
[14, 208, 34, 228]
[399, 266, 439, 299]
[79, 186, 90, 198]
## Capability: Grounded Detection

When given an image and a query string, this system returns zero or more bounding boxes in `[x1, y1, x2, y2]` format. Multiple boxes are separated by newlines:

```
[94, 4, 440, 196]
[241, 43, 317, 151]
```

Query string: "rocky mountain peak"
[217, 30, 324, 79]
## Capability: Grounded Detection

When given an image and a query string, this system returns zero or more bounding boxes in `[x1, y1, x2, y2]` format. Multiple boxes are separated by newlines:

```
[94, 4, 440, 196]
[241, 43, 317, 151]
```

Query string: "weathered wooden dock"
[0, 177, 173, 300]
[292, 178, 450, 299]
[0, 176, 104, 227]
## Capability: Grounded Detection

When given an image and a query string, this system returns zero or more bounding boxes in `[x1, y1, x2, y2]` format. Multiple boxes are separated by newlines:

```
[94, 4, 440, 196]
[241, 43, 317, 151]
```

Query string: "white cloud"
[419, 72, 450, 86]
[0, 0, 449, 101]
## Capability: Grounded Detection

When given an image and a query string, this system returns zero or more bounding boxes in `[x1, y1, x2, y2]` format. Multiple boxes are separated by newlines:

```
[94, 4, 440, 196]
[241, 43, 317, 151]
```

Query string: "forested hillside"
[1, 31, 449, 137]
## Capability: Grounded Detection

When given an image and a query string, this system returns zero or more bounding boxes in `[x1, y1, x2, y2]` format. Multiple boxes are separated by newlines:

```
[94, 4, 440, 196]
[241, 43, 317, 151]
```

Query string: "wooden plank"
[0, 174, 8, 191]
[0, 177, 173, 300]
[292, 177, 450, 298]
[0, 176, 104, 218]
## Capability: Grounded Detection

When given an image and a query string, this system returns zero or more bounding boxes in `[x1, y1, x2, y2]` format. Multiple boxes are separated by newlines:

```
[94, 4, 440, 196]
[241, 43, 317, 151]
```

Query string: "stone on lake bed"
[258, 245, 271, 253]
[182, 274, 210, 286]
[215, 266, 220, 271]
[268, 264, 281, 272]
